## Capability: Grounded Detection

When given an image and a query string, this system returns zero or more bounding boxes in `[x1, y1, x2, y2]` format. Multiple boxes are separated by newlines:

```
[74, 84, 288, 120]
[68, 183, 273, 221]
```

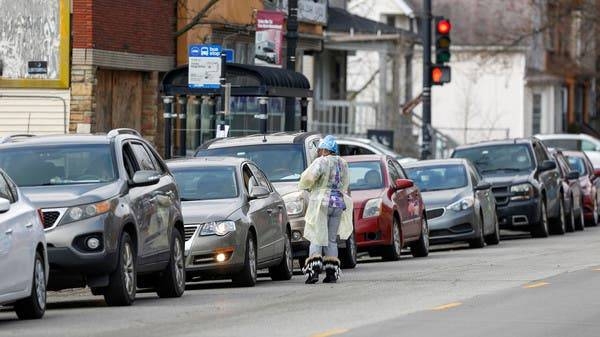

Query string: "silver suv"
[0, 129, 185, 306]
[195, 132, 357, 269]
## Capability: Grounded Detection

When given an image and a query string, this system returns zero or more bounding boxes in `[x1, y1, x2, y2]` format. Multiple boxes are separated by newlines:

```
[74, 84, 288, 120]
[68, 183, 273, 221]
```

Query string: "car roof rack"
[0, 134, 36, 144]
[107, 128, 141, 138]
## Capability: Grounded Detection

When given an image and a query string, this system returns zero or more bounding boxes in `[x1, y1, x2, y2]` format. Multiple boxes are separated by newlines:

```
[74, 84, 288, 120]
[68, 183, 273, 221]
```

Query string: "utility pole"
[284, 0, 298, 131]
[421, 0, 432, 159]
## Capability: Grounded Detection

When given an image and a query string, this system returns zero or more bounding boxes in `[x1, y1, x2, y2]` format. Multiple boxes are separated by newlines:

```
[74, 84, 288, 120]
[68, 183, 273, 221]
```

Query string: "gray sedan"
[167, 157, 293, 286]
[404, 159, 500, 248]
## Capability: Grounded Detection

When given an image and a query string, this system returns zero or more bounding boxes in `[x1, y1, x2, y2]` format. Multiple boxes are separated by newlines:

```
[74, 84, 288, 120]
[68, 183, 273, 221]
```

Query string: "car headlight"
[363, 198, 382, 218]
[283, 191, 304, 216]
[200, 221, 236, 236]
[447, 196, 474, 212]
[510, 183, 534, 200]
[61, 199, 113, 225]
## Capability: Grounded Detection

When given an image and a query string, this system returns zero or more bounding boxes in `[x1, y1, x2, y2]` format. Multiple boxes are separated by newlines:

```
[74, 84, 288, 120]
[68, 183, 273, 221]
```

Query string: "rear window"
[348, 161, 384, 191]
[452, 144, 535, 175]
[405, 164, 468, 192]
[541, 139, 580, 151]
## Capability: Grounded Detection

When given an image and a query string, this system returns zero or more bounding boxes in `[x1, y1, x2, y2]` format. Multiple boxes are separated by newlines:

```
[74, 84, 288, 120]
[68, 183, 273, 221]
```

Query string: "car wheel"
[485, 213, 500, 245]
[15, 252, 46, 320]
[340, 231, 357, 269]
[550, 197, 566, 235]
[156, 229, 186, 298]
[576, 205, 585, 231]
[565, 199, 576, 233]
[104, 232, 136, 306]
[382, 218, 402, 261]
[469, 213, 486, 249]
[587, 201, 599, 227]
[269, 230, 293, 281]
[410, 215, 429, 258]
[233, 232, 257, 287]
[531, 200, 549, 238]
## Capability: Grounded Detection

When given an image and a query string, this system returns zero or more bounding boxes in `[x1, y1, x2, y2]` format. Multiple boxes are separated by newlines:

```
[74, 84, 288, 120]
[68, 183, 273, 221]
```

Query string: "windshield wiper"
[481, 168, 524, 174]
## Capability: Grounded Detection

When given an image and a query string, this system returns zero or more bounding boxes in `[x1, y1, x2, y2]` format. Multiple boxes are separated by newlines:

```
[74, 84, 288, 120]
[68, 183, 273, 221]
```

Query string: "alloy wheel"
[422, 219, 429, 251]
[285, 235, 293, 273]
[122, 242, 135, 297]
[174, 237, 185, 292]
[35, 258, 46, 311]
[248, 239, 257, 281]
[393, 222, 401, 256]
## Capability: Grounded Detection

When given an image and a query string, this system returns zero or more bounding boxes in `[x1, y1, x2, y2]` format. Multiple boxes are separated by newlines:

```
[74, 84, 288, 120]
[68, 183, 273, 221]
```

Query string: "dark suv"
[451, 138, 564, 237]
[0, 129, 185, 306]
[195, 132, 358, 269]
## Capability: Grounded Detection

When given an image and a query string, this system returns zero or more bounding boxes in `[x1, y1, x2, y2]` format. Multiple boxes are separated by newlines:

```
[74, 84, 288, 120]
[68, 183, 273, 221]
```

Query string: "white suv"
[0, 169, 47, 319]
[535, 133, 600, 168]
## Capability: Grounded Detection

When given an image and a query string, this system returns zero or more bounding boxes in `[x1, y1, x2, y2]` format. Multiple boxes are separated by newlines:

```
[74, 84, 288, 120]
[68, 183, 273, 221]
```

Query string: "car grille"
[184, 225, 200, 241]
[41, 209, 66, 230]
[426, 208, 445, 220]
[491, 185, 510, 206]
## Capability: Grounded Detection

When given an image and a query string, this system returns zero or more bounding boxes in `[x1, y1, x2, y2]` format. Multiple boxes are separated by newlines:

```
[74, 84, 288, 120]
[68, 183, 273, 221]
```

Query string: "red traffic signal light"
[437, 19, 451, 35]
[431, 65, 451, 85]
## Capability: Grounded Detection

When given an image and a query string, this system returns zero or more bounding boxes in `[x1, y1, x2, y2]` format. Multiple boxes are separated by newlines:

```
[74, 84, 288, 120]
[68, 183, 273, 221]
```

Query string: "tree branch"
[175, 0, 221, 38]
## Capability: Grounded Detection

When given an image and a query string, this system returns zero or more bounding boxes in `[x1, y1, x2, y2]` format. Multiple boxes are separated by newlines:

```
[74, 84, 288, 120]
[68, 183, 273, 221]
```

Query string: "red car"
[564, 151, 600, 226]
[344, 155, 429, 261]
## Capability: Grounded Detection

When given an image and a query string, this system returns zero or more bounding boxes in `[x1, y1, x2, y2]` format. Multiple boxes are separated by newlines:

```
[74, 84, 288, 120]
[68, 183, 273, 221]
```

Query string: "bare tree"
[175, 0, 221, 38]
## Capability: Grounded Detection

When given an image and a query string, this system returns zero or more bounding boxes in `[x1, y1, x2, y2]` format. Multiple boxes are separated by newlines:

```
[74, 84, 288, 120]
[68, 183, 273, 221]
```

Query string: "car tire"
[269, 230, 293, 281]
[469, 213, 486, 249]
[576, 205, 585, 231]
[586, 201, 599, 227]
[382, 218, 402, 261]
[233, 232, 257, 287]
[340, 231, 357, 269]
[565, 199, 576, 233]
[104, 232, 136, 306]
[550, 196, 566, 235]
[156, 229, 186, 298]
[410, 216, 429, 258]
[531, 200, 549, 238]
[14, 252, 46, 320]
[485, 213, 500, 245]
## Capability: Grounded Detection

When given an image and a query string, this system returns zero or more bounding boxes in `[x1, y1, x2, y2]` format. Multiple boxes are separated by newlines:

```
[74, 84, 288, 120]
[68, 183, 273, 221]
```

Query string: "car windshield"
[0, 144, 117, 186]
[348, 161, 384, 190]
[566, 156, 588, 175]
[453, 144, 535, 174]
[196, 144, 306, 182]
[405, 164, 468, 192]
[541, 139, 580, 151]
[171, 166, 238, 201]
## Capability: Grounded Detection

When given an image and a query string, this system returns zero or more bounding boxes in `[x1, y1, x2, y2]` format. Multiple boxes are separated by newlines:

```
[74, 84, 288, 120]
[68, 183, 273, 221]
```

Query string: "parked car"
[404, 159, 500, 247]
[166, 157, 293, 286]
[549, 150, 584, 232]
[536, 133, 600, 169]
[563, 150, 599, 227]
[336, 137, 418, 164]
[451, 138, 563, 237]
[0, 129, 185, 306]
[344, 155, 429, 260]
[0, 169, 48, 319]
[195, 132, 357, 269]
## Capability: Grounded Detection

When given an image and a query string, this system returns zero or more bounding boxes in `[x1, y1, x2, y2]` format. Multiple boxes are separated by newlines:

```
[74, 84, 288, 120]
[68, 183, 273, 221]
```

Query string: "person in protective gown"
[298, 135, 353, 284]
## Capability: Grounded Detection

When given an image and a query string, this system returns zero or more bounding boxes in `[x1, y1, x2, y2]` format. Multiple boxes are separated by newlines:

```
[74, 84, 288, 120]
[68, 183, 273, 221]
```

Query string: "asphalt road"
[1, 228, 599, 337]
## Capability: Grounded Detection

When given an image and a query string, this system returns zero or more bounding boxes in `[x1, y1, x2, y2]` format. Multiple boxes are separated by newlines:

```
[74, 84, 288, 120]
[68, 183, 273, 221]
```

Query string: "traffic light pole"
[284, 0, 298, 131]
[421, 0, 432, 160]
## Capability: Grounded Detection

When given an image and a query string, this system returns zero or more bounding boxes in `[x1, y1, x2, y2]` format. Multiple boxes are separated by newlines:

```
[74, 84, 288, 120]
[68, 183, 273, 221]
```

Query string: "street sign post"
[188, 44, 222, 89]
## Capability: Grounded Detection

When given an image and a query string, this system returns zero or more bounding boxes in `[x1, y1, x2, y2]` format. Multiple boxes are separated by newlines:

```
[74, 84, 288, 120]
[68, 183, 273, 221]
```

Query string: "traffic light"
[431, 65, 451, 85]
[435, 18, 451, 64]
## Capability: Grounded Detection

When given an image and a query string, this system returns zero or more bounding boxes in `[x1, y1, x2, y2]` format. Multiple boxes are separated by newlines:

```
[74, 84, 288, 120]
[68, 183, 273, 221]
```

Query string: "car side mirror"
[130, 170, 161, 187]
[395, 178, 414, 190]
[567, 171, 580, 180]
[0, 197, 10, 213]
[539, 160, 556, 172]
[474, 182, 491, 191]
[249, 185, 270, 200]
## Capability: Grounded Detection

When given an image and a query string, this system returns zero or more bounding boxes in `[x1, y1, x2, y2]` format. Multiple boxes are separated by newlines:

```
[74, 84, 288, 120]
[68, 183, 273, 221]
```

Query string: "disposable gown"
[298, 155, 353, 246]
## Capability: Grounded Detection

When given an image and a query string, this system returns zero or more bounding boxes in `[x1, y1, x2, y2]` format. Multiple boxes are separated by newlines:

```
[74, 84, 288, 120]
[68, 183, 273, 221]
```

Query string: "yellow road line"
[523, 281, 549, 289]
[310, 328, 350, 337]
[432, 302, 462, 311]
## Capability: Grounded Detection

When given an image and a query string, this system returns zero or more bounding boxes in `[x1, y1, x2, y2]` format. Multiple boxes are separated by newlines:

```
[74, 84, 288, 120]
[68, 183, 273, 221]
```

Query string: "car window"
[171, 166, 238, 201]
[405, 164, 468, 192]
[339, 144, 375, 156]
[0, 174, 14, 203]
[122, 145, 137, 179]
[391, 161, 407, 179]
[242, 164, 259, 193]
[533, 142, 549, 162]
[387, 160, 401, 182]
[249, 164, 272, 191]
[566, 156, 588, 175]
[348, 161, 384, 190]
[308, 138, 320, 162]
[582, 140, 597, 151]
[452, 144, 535, 175]
[553, 154, 569, 176]
[144, 144, 165, 174]
[540, 139, 580, 151]
[130, 142, 157, 171]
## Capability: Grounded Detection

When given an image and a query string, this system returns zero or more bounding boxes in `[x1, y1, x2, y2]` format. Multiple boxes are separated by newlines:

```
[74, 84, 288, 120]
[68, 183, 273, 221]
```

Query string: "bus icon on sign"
[190, 46, 201, 56]
[200, 47, 209, 56]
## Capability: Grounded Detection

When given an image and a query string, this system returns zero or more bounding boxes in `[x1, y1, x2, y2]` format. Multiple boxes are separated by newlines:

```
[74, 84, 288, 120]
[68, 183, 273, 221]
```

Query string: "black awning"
[161, 63, 312, 98]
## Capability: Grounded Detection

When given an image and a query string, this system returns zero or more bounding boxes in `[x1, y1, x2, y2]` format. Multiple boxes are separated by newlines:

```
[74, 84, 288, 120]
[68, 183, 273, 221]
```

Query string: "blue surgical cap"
[318, 135, 338, 153]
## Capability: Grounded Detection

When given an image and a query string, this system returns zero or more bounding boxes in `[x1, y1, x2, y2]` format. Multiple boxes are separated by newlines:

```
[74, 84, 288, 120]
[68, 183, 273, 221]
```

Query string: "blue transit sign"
[223, 49, 235, 63]
[188, 44, 222, 89]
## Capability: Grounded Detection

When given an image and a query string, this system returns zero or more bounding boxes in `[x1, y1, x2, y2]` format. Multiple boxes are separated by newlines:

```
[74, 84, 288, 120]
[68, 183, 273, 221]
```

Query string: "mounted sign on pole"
[188, 44, 222, 89]
[254, 10, 285, 67]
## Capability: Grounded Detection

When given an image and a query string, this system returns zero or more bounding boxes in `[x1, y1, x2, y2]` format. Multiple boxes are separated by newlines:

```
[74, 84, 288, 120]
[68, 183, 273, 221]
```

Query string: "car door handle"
[277, 205, 285, 210]
[25, 223, 33, 228]
[266, 208, 274, 215]
[5, 228, 13, 235]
